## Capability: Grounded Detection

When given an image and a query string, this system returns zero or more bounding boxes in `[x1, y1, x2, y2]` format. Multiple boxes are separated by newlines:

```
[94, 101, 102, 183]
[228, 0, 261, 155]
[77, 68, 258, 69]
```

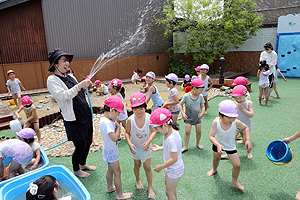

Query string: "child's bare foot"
[136, 179, 144, 189]
[236, 140, 243, 144]
[207, 169, 217, 176]
[231, 180, 244, 190]
[295, 189, 300, 200]
[258, 102, 261, 105]
[93, 141, 99, 146]
[265, 103, 269, 106]
[74, 170, 90, 178]
[106, 186, 116, 193]
[207, 103, 210, 107]
[274, 96, 280, 98]
[221, 153, 229, 159]
[116, 192, 133, 199]
[204, 111, 208, 114]
[148, 188, 156, 198]
[247, 152, 253, 159]
[196, 144, 203, 150]
[181, 147, 188, 153]
[80, 164, 96, 171]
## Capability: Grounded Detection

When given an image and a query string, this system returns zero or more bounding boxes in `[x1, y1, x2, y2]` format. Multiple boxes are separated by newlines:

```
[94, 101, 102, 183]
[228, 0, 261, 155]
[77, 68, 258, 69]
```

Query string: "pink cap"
[200, 64, 209, 70]
[141, 76, 146, 80]
[130, 92, 146, 107]
[218, 100, 238, 117]
[231, 85, 247, 97]
[165, 73, 178, 82]
[7, 70, 15, 75]
[195, 66, 201, 72]
[109, 78, 123, 87]
[146, 71, 156, 79]
[232, 76, 248, 86]
[185, 74, 190, 81]
[191, 78, 205, 87]
[94, 80, 101, 86]
[21, 96, 33, 106]
[104, 95, 125, 114]
[16, 128, 36, 139]
[149, 108, 172, 127]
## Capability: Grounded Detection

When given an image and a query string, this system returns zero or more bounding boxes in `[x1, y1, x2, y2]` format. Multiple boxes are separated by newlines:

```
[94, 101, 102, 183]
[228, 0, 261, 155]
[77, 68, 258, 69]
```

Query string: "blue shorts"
[172, 110, 180, 115]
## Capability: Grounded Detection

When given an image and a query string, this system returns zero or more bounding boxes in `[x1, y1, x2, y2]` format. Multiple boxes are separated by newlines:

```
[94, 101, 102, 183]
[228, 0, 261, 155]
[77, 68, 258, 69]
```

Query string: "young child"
[196, 64, 214, 114]
[26, 175, 71, 200]
[232, 76, 251, 100]
[181, 74, 191, 91]
[257, 60, 270, 105]
[179, 78, 205, 153]
[15, 96, 42, 145]
[163, 73, 180, 122]
[110, 78, 128, 129]
[260, 42, 277, 90]
[99, 95, 132, 199]
[16, 128, 41, 170]
[131, 69, 142, 84]
[272, 63, 287, 98]
[95, 80, 109, 96]
[145, 71, 164, 112]
[140, 76, 149, 93]
[207, 100, 252, 190]
[149, 108, 184, 200]
[282, 130, 300, 200]
[6, 69, 26, 108]
[125, 92, 156, 198]
[0, 139, 32, 179]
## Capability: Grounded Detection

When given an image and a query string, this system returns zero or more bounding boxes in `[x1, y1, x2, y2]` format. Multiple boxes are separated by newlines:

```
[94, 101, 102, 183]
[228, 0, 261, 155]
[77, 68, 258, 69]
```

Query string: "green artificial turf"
[1, 76, 300, 199]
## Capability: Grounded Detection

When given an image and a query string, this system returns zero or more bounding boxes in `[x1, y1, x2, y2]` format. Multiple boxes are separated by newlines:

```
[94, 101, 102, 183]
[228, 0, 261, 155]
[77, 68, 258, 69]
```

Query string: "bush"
[168, 54, 194, 77]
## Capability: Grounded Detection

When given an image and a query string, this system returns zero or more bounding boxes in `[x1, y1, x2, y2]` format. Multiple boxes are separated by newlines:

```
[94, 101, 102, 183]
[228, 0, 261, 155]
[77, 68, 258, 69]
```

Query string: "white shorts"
[259, 83, 269, 88]
[102, 149, 119, 163]
[166, 165, 184, 179]
[131, 149, 151, 163]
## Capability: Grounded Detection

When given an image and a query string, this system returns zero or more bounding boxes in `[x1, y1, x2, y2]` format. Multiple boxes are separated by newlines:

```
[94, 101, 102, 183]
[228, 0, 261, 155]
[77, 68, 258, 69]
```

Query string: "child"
[196, 64, 213, 114]
[26, 175, 71, 200]
[131, 69, 142, 84]
[110, 78, 128, 129]
[99, 95, 133, 199]
[125, 92, 156, 198]
[145, 71, 164, 112]
[140, 76, 149, 93]
[272, 63, 287, 98]
[163, 73, 180, 122]
[207, 100, 252, 190]
[232, 76, 251, 100]
[181, 74, 191, 91]
[6, 69, 26, 108]
[149, 108, 184, 200]
[257, 60, 270, 105]
[282, 130, 300, 200]
[0, 139, 32, 179]
[95, 80, 109, 96]
[260, 42, 277, 90]
[179, 78, 205, 153]
[231, 85, 254, 158]
[15, 96, 42, 145]
[16, 128, 41, 170]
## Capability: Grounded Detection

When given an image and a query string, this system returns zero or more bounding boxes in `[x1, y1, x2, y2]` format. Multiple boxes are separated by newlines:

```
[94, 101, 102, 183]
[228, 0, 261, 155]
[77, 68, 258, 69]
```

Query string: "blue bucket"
[266, 140, 293, 165]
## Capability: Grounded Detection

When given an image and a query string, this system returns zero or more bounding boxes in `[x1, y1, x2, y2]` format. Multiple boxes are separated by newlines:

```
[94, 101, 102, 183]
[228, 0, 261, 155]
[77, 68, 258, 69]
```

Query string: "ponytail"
[166, 119, 180, 131]
[113, 86, 125, 98]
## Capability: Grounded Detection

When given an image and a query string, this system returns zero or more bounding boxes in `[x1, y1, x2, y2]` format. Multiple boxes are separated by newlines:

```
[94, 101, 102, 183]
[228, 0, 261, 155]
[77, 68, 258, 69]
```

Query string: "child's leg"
[165, 173, 180, 200]
[120, 119, 126, 130]
[195, 123, 203, 149]
[109, 161, 133, 199]
[182, 123, 192, 152]
[207, 151, 221, 176]
[172, 114, 179, 123]
[16, 92, 21, 108]
[296, 189, 300, 200]
[273, 83, 280, 98]
[8, 161, 24, 178]
[228, 153, 244, 190]
[264, 87, 269, 105]
[134, 159, 144, 189]
[106, 163, 116, 193]
[33, 123, 43, 145]
[143, 158, 155, 198]
[12, 94, 18, 108]
[203, 96, 208, 114]
[258, 86, 263, 105]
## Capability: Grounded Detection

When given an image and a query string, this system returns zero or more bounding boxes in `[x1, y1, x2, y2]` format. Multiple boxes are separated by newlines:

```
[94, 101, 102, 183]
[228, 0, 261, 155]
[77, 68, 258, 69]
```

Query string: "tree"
[156, 0, 264, 66]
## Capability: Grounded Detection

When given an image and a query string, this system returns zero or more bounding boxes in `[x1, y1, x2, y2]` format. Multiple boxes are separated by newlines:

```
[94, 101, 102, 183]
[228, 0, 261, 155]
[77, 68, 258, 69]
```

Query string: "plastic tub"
[266, 140, 293, 165]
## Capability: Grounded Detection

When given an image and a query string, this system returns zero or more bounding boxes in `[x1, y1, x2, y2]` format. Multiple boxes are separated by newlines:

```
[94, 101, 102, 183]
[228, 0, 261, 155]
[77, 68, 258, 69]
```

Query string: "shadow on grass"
[269, 192, 294, 200]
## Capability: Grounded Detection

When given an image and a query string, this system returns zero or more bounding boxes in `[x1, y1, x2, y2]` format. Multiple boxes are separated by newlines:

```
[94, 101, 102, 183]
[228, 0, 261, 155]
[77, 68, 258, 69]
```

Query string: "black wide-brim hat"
[48, 48, 74, 72]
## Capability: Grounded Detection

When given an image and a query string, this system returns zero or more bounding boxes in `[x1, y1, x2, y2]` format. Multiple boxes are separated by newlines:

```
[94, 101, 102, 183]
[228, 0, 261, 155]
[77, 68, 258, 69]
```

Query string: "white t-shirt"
[6, 78, 21, 94]
[260, 51, 277, 74]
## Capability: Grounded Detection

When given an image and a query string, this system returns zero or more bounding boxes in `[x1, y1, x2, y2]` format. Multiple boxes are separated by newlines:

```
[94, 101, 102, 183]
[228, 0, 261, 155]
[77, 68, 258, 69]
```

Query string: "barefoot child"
[131, 69, 142, 84]
[150, 108, 184, 200]
[273, 64, 287, 98]
[207, 100, 252, 190]
[6, 70, 26, 108]
[163, 73, 180, 122]
[125, 92, 156, 198]
[95, 80, 109, 97]
[15, 96, 43, 145]
[145, 71, 164, 112]
[99, 95, 133, 199]
[257, 60, 270, 105]
[179, 78, 205, 153]
[16, 128, 41, 170]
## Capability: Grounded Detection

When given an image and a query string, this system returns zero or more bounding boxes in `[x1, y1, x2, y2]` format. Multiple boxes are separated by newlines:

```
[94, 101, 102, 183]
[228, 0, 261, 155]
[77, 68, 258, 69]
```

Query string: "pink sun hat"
[16, 128, 36, 139]
[185, 74, 190, 81]
[94, 80, 101, 86]
[146, 71, 156, 79]
[231, 85, 247, 97]
[195, 66, 201, 72]
[191, 78, 205, 87]
[200, 64, 209, 70]
[21, 96, 33, 106]
[7, 70, 15, 75]
[165, 73, 178, 83]
[232, 76, 248, 86]
[149, 108, 172, 127]
[109, 78, 123, 87]
[130, 92, 146, 107]
[218, 100, 238, 117]
[104, 95, 125, 114]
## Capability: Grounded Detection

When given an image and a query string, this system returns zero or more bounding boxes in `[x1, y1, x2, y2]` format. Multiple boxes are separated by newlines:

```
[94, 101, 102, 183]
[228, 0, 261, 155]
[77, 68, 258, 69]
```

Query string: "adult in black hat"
[47, 48, 96, 178]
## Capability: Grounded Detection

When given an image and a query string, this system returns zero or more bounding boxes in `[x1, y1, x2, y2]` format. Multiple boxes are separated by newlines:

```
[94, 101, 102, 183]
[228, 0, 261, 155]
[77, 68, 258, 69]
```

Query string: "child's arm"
[163, 94, 179, 108]
[209, 119, 224, 154]
[150, 144, 163, 151]
[198, 103, 205, 119]
[236, 119, 252, 151]
[236, 101, 254, 118]
[179, 101, 187, 120]
[15, 106, 24, 120]
[6, 85, 11, 95]
[206, 77, 214, 92]
[142, 126, 156, 151]
[19, 81, 26, 91]
[181, 82, 185, 90]
[154, 152, 177, 173]
[283, 130, 300, 144]
[31, 149, 41, 170]
[145, 85, 154, 104]
[108, 122, 121, 142]
[125, 118, 136, 154]
[257, 70, 260, 79]
[278, 71, 287, 82]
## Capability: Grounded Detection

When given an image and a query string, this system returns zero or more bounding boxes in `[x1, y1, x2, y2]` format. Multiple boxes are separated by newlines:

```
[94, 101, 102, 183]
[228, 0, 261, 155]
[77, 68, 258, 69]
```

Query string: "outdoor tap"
[219, 57, 226, 84]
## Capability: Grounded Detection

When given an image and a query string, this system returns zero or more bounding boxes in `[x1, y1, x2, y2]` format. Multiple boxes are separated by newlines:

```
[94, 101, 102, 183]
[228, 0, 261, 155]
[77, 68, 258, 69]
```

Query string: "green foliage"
[168, 54, 194, 77]
[156, 0, 264, 66]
